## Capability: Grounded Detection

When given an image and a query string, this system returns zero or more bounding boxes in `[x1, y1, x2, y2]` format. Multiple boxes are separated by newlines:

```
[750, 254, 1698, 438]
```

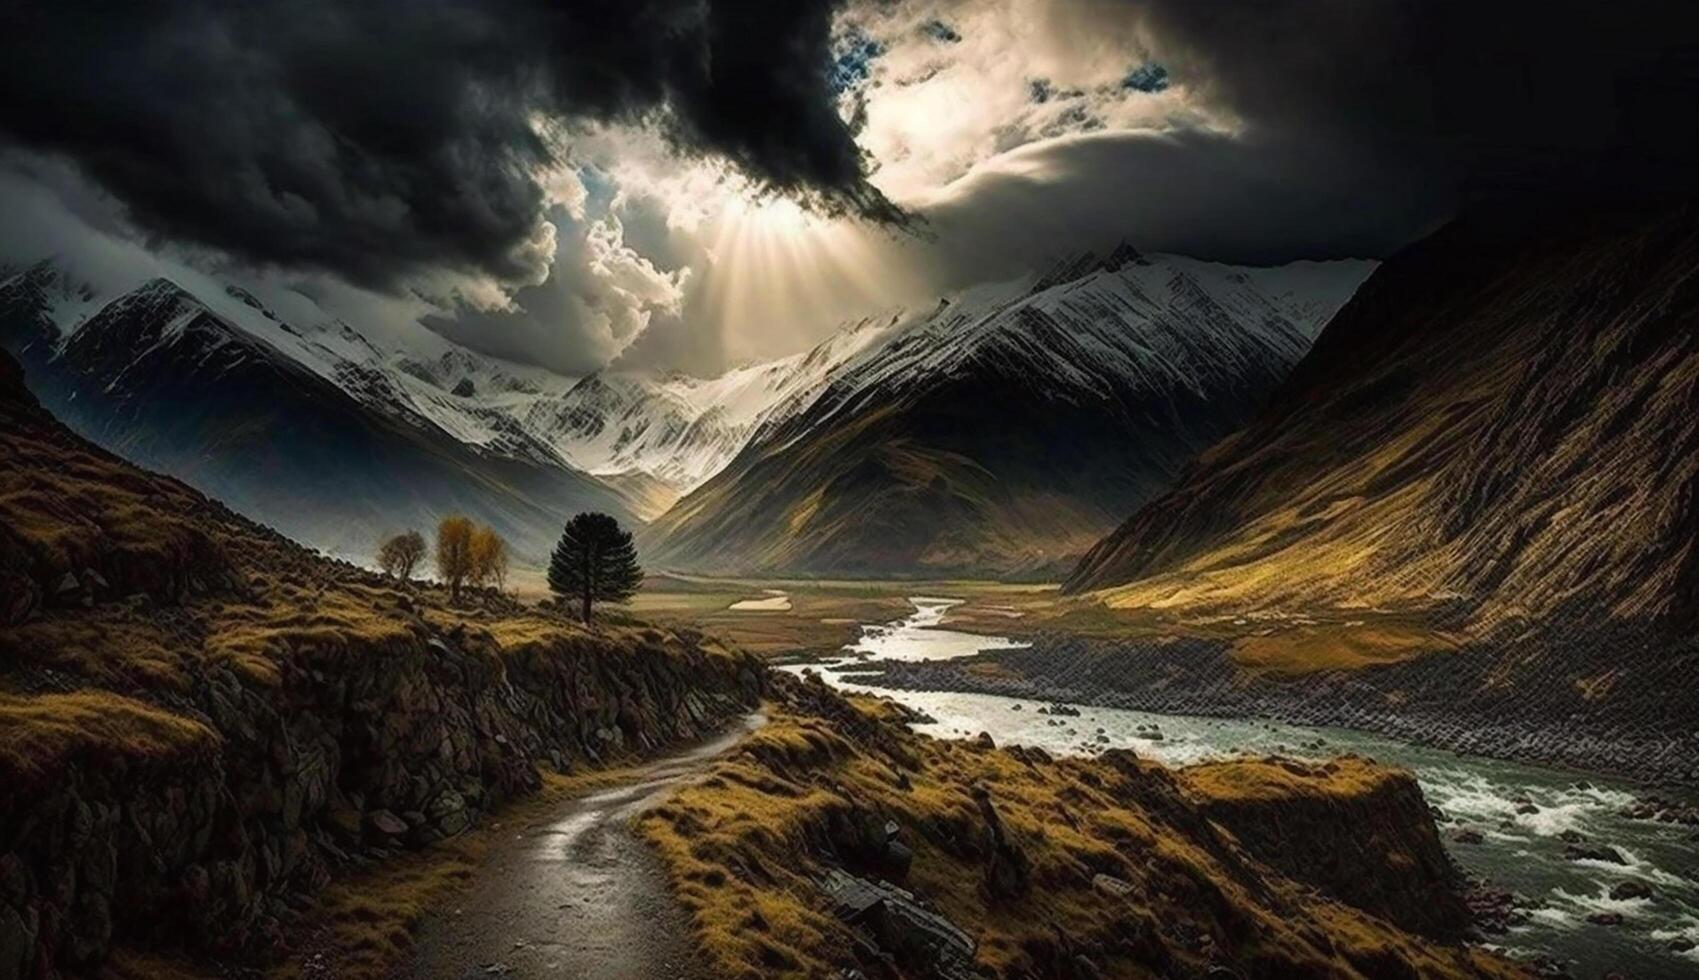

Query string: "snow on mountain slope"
[1, 244, 1374, 562]
[0, 269, 641, 563]
[508, 312, 899, 490]
[643, 247, 1376, 578]
[763, 247, 1367, 450]
[1234, 258, 1384, 337]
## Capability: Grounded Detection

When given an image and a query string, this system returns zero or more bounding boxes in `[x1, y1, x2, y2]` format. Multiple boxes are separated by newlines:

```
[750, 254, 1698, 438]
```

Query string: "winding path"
[404, 713, 765, 979]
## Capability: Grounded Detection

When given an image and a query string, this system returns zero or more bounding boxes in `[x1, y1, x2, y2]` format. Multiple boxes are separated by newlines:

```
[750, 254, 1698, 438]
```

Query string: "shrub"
[469, 526, 509, 592]
[376, 530, 426, 582]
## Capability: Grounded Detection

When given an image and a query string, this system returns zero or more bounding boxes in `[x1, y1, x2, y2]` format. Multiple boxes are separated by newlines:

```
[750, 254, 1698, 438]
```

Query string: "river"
[786, 597, 1699, 979]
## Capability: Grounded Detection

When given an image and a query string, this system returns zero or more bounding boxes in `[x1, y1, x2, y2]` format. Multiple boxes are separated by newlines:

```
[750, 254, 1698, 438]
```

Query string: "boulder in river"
[1563, 843, 1627, 865]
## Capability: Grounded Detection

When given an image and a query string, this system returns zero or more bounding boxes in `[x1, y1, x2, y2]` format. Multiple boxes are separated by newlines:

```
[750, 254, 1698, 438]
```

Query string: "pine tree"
[547, 512, 642, 624]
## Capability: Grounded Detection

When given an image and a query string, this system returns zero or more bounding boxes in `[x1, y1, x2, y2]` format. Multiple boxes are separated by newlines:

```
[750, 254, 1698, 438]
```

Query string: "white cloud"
[841, 0, 1225, 202]
[577, 214, 691, 353]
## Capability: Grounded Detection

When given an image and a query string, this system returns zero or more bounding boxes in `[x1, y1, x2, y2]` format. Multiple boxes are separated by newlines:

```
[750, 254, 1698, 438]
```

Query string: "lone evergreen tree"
[547, 512, 642, 624]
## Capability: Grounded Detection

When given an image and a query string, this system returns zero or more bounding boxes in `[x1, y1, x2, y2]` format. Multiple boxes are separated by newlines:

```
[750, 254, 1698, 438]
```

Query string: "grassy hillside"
[1067, 202, 1699, 645]
[0, 348, 763, 977]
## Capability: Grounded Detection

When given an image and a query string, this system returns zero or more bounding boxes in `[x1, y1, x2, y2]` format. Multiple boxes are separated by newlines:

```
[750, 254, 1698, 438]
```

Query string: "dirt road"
[404, 714, 764, 978]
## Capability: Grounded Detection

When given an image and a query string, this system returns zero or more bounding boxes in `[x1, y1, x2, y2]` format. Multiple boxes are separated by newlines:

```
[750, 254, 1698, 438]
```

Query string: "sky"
[3, 0, 1698, 377]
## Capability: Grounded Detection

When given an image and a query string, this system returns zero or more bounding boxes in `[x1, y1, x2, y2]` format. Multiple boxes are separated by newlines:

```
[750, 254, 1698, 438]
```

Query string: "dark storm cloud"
[915, 129, 1445, 282]
[909, 0, 1699, 286]
[1132, 0, 1699, 205]
[0, 0, 901, 291]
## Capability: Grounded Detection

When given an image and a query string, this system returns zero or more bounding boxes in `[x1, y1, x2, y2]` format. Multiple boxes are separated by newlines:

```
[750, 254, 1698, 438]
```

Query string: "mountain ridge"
[0, 268, 641, 564]
[1065, 200, 1699, 644]
[643, 251, 1374, 578]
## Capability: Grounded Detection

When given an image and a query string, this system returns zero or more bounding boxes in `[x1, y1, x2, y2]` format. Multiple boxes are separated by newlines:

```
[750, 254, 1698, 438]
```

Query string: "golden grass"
[1180, 755, 1400, 803]
[0, 407, 229, 590]
[0, 691, 215, 791]
[1230, 621, 1455, 675]
[269, 825, 492, 979]
[97, 949, 218, 980]
[639, 689, 1528, 979]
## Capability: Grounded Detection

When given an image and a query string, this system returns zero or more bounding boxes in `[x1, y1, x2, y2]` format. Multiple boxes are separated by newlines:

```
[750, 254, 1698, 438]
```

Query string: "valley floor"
[657, 581, 1697, 977]
[627, 573, 1058, 658]
[636, 576, 1699, 787]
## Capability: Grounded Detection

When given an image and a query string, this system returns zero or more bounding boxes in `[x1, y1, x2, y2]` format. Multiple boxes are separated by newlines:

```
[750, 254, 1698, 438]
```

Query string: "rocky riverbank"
[637, 674, 1524, 978]
[840, 629, 1699, 788]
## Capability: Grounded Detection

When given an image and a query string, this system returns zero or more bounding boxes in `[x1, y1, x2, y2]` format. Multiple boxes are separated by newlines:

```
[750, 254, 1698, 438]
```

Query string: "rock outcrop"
[637, 675, 1524, 979]
[1181, 757, 1470, 940]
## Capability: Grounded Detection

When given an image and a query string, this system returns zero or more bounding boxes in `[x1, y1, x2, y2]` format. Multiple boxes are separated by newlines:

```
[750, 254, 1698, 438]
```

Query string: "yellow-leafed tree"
[470, 525, 509, 592]
[436, 516, 476, 601]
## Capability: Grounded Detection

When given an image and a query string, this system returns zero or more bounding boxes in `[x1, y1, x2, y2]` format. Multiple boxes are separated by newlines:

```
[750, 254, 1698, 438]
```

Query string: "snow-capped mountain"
[0, 262, 639, 564]
[643, 246, 1376, 578]
[512, 314, 896, 492]
[1, 244, 1372, 575]
[0, 254, 906, 558]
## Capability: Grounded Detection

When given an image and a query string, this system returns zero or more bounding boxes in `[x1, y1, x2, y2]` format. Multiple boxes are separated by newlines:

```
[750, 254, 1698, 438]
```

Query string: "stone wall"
[0, 624, 764, 978]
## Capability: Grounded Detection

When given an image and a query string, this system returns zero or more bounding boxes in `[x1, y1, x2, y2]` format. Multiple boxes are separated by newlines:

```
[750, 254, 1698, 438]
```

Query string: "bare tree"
[376, 530, 426, 582]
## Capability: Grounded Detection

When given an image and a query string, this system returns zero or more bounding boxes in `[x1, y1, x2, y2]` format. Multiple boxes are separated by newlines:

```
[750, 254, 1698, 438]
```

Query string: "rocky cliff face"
[1182, 757, 1470, 941]
[0, 627, 760, 978]
[0, 348, 765, 978]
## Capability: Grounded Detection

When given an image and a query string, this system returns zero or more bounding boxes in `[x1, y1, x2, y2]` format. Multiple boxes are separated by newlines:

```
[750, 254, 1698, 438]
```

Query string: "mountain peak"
[1029, 241, 1146, 294]
[135, 275, 193, 299]
[1101, 239, 1146, 271]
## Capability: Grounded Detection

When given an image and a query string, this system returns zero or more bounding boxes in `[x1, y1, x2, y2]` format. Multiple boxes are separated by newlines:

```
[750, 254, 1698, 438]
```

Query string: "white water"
[844, 597, 1029, 661]
[790, 598, 1699, 979]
